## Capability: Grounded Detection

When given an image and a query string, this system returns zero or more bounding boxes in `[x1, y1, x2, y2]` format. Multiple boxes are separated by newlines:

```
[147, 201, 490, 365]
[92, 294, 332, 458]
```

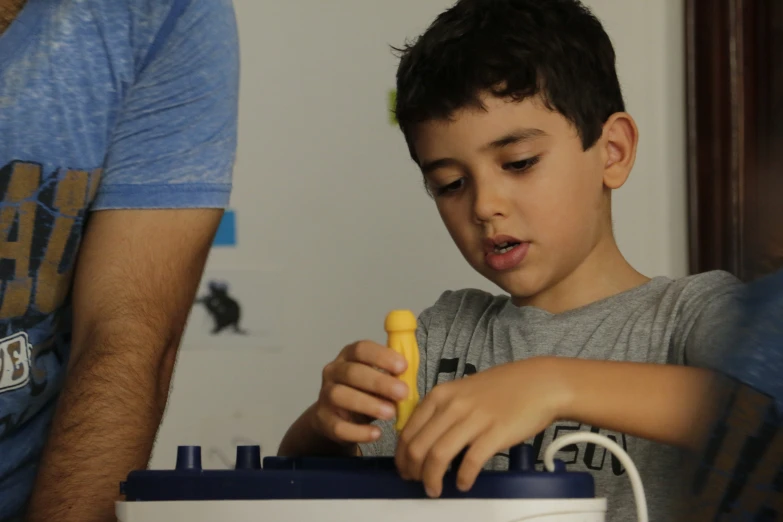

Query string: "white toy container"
[117, 498, 606, 522]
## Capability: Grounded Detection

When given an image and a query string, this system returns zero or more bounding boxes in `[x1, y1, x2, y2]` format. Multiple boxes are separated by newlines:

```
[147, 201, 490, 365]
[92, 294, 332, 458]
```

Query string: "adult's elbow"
[69, 318, 182, 374]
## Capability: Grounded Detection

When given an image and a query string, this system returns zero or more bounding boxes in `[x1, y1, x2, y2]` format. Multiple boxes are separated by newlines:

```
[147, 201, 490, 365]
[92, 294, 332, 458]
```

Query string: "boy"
[279, 0, 741, 520]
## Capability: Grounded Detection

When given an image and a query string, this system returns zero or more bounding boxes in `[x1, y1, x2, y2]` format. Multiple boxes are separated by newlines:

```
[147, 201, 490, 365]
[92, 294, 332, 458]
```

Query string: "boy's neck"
[513, 233, 650, 314]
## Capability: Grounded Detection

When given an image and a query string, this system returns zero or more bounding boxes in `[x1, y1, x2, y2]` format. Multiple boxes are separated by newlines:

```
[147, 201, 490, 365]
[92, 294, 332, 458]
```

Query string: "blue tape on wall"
[213, 210, 237, 247]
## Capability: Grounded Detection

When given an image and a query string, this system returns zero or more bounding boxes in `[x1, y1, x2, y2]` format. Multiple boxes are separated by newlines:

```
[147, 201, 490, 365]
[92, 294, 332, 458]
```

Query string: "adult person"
[0, 0, 239, 520]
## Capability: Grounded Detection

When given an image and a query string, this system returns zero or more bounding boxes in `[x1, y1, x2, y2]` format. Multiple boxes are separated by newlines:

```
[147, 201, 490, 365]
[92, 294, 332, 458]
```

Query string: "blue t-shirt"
[0, 0, 239, 518]
[681, 269, 783, 520]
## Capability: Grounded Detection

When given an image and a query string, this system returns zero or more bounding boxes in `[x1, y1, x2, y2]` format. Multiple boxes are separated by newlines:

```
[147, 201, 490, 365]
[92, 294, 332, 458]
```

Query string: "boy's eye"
[503, 156, 540, 172]
[433, 178, 465, 197]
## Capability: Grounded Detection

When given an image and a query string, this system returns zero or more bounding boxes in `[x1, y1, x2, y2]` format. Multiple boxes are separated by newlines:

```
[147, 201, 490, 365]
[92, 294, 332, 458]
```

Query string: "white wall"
[149, 0, 688, 469]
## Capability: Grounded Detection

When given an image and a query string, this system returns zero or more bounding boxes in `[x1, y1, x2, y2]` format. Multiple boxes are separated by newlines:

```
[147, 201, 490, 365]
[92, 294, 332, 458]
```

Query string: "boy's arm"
[396, 356, 729, 495]
[552, 357, 727, 450]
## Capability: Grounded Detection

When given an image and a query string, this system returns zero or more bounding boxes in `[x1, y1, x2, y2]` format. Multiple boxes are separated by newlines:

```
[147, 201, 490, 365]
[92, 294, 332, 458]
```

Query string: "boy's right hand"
[309, 340, 410, 445]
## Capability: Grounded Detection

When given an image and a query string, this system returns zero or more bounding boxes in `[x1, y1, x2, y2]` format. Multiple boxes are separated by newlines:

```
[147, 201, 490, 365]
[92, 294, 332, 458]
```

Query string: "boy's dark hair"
[393, 0, 625, 163]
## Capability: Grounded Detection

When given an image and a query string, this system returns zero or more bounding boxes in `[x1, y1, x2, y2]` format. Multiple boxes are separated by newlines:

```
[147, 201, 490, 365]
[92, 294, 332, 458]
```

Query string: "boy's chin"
[485, 271, 543, 302]
[466, 257, 548, 300]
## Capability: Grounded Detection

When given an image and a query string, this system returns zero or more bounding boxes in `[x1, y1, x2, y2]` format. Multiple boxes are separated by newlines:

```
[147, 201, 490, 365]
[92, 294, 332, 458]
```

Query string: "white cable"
[542, 432, 648, 522]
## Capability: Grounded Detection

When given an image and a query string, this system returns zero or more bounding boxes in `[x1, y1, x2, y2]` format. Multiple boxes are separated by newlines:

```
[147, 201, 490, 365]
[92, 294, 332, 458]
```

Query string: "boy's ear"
[600, 112, 638, 189]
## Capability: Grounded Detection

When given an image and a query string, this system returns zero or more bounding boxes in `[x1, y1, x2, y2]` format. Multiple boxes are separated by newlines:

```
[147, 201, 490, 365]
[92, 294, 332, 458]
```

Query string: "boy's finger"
[333, 361, 409, 402]
[324, 382, 397, 421]
[395, 396, 436, 474]
[328, 416, 382, 444]
[345, 341, 407, 375]
[455, 429, 504, 493]
[420, 418, 486, 497]
[396, 403, 456, 482]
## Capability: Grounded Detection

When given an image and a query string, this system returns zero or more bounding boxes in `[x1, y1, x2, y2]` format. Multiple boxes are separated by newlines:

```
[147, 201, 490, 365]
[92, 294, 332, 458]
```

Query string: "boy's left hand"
[394, 356, 570, 497]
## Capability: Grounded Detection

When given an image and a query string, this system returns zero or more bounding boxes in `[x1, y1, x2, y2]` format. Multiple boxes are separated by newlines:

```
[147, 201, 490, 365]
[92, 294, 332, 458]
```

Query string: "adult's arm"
[25, 208, 222, 521]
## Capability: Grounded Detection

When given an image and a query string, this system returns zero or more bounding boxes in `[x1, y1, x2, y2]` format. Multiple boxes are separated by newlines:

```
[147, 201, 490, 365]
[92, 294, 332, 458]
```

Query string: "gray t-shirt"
[360, 270, 741, 522]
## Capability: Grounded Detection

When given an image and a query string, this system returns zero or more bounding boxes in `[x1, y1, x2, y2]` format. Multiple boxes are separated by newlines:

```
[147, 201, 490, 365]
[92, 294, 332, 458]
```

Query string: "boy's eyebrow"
[420, 128, 547, 175]
[421, 158, 457, 176]
[483, 128, 548, 150]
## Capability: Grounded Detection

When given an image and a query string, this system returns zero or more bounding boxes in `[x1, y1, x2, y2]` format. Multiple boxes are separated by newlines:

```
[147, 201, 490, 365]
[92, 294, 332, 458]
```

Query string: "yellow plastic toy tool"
[384, 310, 420, 432]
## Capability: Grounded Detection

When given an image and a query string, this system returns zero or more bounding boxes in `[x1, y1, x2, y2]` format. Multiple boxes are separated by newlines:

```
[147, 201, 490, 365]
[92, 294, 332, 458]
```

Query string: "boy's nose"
[472, 181, 509, 223]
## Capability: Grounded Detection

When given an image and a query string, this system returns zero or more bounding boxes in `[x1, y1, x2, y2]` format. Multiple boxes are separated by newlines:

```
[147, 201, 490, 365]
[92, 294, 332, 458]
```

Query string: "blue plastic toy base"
[120, 444, 595, 501]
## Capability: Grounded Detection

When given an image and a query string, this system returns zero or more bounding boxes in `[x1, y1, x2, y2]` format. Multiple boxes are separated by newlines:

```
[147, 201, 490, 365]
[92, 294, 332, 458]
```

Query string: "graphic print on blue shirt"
[0, 161, 101, 421]
[682, 382, 783, 521]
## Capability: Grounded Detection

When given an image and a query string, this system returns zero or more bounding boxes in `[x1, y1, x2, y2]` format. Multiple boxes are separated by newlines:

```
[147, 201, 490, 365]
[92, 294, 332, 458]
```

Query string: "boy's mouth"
[493, 241, 520, 254]
[483, 235, 530, 271]
[483, 235, 524, 254]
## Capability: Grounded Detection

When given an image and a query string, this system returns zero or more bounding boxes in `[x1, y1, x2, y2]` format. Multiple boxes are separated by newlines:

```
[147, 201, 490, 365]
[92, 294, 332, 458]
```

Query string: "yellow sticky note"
[388, 89, 397, 126]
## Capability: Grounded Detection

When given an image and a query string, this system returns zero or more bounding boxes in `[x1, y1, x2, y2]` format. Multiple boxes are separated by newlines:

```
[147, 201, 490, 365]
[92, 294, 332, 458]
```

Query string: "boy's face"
[411, 94, 620, 305]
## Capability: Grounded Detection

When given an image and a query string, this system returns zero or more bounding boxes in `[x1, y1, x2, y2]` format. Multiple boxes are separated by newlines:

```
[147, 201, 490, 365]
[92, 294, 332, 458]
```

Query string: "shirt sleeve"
[91, 0, 239, 210]
[673, 270, 744, 369]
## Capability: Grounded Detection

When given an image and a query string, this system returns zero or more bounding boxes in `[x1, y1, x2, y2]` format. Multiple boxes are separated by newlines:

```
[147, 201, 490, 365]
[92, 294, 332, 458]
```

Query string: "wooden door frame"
[685, 0, 778, 281]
